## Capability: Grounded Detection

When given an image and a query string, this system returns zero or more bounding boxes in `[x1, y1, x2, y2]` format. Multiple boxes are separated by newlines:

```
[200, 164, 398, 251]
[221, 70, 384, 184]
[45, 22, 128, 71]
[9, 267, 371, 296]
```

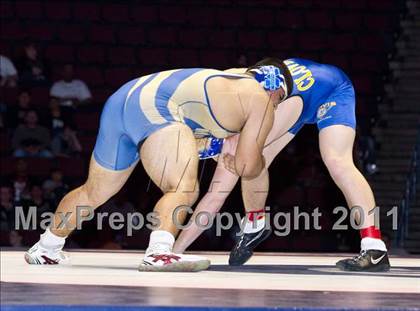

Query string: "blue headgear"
[250, 65, 288, 97]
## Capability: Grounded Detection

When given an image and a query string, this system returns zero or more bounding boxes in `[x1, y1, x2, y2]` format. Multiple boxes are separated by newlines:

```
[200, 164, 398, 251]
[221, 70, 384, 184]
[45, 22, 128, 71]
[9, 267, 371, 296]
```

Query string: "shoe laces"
[146, 243, 172, 255]
[352, 250, 368, 262]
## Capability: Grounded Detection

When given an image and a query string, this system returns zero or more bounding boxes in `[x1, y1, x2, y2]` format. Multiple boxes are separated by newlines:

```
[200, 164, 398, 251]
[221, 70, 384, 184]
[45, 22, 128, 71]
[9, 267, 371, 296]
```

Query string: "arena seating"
[0, 0, 403, 250]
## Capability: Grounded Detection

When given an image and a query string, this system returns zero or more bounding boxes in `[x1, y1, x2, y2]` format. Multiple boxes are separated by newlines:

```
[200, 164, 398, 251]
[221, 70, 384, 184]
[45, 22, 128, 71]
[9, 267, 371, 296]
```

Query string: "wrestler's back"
[135, 68, 254, 138]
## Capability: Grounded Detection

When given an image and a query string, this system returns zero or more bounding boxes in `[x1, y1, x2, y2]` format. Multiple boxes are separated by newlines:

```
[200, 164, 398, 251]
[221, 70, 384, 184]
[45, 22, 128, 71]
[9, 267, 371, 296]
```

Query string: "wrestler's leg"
[51, 156, 137, 237]
[320, 125, 389, 272]
[24, 156, 137, 264]
[319, 125, 376, 228]
[173, 135, 241, 253]
[140, 123, 199, 237]
[139, 123, 211, 271]
[241, 132, 295, 213]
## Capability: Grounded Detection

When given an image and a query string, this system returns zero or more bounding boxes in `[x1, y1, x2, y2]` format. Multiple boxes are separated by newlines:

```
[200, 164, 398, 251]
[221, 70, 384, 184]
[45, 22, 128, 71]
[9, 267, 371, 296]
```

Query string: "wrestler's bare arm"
[173, 135, 240, 253]
[232, 86, 274, 178]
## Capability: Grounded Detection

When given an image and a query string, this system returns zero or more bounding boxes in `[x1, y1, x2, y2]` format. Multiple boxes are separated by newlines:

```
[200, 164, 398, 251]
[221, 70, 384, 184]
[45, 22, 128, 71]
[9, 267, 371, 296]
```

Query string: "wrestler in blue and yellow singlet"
[93, 69, 251, 170]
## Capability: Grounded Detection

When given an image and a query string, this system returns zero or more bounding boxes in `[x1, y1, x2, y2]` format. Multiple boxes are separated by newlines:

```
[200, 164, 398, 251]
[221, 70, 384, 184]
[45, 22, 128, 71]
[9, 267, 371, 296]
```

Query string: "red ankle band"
[360, 226, 382, 239]
[247, 209, 265, 221]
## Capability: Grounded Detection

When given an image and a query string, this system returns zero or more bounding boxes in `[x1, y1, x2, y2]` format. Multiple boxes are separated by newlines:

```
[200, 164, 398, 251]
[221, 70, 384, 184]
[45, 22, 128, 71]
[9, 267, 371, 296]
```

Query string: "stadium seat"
[77, 47, 106, 64]
[312, 0, 340, 8]
[267, 32, 295, 51]
[0, 1, 13, 18]
[159, 6, 187, 24]
[79, 135, 97, 155]
[0, 133, 11, 155]
[322, 52, 349, 71]
[118, 27, 146, 45]
[245, 9, 274, 27]
[57, 25, 86, 43]
[58, 158, 86, 177]
[357, 35, 385, 52]
[353, 76, 373, 94]
[89, 25, 115, 44]
[30, 87, 50, 106]
[186, 7, 215, 26]
[0, 158, 51, 177]
[25, 24, 55, 41]
[108, 47, 136, 65]
[238, 31, 265, 49]
[104, 68, 134, 88]
[76, 68, 104, 87]
[216, 8, 245, 27]
[342, 0, 366, 10]
[179, 29, 209, 48]
[73, 113, 100, 132]
[15, 1, 43, 19]
[209, 30, 236, 48]
[73, 3, 100, 21]
[130, 5, 158, 23]
[149, 28, 177, 46]
[367, 0, 395, 11]
[44, 2, 72, 20]
[200, 50, 230, 68]
[328, 34, 355, 52]
[169, 49, 199, 67]
[0, 87, 18, 105]
[306, 11, 333, 29]
[1, 22, 25, 40]
[365, 15, 392, 30]
[298, 33, 327, 50]
[335, 13, 363, 31]
[102, 4, 129, 22]
[275, 10, 304, 29]
[351, 54, 381, 73]
[139, 49, 168, 66]
[45, 45, 75, 63]
[90, 87, 111, 104]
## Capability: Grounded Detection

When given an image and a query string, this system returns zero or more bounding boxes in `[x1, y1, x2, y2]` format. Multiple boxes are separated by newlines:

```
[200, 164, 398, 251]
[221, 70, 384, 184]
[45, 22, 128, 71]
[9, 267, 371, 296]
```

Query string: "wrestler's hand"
[223, 153, 237, 175]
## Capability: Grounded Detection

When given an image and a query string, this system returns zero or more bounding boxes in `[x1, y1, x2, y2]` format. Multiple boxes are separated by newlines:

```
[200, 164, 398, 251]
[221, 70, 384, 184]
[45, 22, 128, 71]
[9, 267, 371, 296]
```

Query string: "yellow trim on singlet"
[139, 69, 180, 124]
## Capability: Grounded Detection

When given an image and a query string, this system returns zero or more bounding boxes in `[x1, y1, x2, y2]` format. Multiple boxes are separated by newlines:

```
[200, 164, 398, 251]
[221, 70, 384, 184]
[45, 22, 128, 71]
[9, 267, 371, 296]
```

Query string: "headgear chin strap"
[250, 65, 288, 98]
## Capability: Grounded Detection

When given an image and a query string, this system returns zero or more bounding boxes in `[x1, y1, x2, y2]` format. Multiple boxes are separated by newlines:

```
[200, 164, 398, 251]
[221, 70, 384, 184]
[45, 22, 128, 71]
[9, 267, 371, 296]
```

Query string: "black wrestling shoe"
[229, 227, 272, 266]
[336, 250, 390, 272]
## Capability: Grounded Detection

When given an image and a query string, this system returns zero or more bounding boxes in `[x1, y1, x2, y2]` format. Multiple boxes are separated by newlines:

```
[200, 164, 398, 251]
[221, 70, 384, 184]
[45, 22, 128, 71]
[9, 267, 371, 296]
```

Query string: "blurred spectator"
[12, 110, 53, 158]
[22, 184, 52, 215]
[7, 89, 33, 128]
[0, 184, 15, 231]
[48, 98, 67, 135]
[17, 42, 49, 86]
[12, 159, 30, 203]
[51, 125, 83, 157]
[50, 64, 92, 109]
[0, 55, 18, 87]
[42, 169, 69, 206]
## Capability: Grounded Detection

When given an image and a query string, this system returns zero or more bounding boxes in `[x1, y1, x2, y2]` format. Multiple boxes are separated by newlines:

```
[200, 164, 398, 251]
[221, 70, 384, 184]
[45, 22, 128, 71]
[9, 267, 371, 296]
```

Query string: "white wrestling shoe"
[24, 242, 69, 265]
[139, 244, 210, 272]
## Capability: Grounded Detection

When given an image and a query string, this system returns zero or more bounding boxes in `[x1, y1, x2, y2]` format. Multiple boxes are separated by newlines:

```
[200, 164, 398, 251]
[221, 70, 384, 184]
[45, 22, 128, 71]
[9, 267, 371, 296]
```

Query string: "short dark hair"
[247, 57, 293, 95]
